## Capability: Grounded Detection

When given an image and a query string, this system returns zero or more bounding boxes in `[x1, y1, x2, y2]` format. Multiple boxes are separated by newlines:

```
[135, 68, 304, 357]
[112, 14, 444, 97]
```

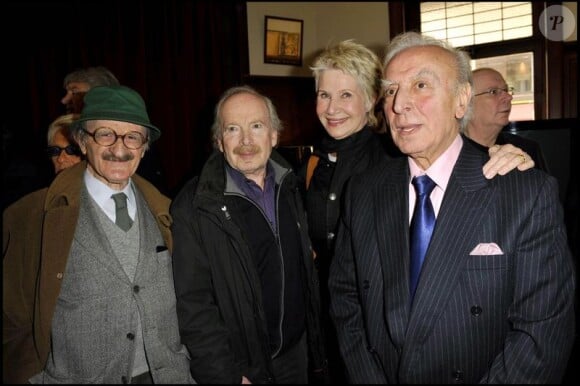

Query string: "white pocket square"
[469, 242, 504, 255]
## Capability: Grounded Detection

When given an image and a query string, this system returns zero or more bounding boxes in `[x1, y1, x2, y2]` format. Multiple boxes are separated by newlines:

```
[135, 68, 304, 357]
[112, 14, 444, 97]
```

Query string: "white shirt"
[84, 171, 136, 223]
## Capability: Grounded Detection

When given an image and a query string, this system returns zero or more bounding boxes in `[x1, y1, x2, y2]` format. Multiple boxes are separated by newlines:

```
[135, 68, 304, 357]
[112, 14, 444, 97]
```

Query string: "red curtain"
[3, 0, 248, 205]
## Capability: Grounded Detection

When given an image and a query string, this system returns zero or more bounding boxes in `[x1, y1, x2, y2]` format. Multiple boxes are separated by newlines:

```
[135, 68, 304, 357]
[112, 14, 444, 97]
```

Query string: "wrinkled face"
[383, 46, 470, 168]
[78, 120, 146, 190]
[49, 130, 82, 174]
[316, 69, 371, 140]
[471, 69, 513, 131]
[217, 93, 278, 186]
[61, 81, 91, 114]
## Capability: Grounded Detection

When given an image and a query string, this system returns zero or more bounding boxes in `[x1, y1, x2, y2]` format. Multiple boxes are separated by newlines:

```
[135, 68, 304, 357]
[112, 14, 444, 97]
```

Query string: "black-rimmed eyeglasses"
[82, 127, 148, 150]
[46, 145, 81, 158]
[474, 86, 515, 98]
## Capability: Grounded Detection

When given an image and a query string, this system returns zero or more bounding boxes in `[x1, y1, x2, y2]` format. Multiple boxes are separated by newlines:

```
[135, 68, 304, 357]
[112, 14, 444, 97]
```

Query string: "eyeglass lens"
[86, 127, 147, 149]
[475, 87, 514, 97]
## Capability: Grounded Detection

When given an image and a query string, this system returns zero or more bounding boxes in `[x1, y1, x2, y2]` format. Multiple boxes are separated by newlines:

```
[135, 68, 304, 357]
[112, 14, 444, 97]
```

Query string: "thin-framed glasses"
[46, 145, 81, 158]
[83, 127, 148, 149]
[474, 86, 515, 97]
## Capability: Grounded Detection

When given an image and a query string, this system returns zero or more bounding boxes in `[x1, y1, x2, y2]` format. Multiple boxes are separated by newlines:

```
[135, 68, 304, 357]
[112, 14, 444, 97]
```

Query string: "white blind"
[420, 2, 533, 47]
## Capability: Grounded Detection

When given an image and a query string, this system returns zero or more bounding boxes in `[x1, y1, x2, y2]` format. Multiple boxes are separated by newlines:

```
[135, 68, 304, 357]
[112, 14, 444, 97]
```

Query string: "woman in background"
[46, 113, 82, 174]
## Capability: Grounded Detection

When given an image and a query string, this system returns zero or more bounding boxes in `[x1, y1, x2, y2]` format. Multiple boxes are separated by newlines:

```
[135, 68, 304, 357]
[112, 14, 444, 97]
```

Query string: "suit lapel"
[375, 158, 412, 347]
[403, 140, 496, 353]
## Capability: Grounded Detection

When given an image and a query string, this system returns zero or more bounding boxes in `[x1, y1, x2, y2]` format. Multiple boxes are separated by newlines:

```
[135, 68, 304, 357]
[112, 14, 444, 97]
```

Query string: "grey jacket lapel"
[133, 189, 165, 284]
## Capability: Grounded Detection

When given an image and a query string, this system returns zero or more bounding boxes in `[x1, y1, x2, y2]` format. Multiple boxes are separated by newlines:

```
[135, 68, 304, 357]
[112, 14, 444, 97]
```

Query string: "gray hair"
[63, 66, 120, 88]
[210, 85, 283, 148]
[311, 40, 383, 127]
[382, 32, 473, 130]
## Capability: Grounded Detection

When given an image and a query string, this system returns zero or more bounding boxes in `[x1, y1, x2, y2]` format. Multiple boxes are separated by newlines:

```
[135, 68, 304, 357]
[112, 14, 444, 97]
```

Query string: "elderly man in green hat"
[3, 86, 195, 384]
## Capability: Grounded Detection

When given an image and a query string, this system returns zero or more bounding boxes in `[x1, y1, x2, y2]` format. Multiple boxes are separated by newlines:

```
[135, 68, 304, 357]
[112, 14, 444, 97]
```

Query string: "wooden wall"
[243, 75, 322, 147]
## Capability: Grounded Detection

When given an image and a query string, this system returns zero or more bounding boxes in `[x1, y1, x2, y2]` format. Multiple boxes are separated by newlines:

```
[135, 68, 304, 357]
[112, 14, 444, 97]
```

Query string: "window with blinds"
[420, 1, 536, 120]
[471, 52, 535, 120]
[420, 2, 533, 48]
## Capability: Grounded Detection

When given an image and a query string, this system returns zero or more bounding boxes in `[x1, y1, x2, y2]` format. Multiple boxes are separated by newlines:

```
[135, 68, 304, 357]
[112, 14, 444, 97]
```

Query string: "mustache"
[233, 145, 260, 155]
[102, 152, 135, 162]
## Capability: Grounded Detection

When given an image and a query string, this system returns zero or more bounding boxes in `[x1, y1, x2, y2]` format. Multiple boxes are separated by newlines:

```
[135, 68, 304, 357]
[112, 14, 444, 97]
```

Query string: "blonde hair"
[47, 113, 80, 144]
[311, 40, 383, 127]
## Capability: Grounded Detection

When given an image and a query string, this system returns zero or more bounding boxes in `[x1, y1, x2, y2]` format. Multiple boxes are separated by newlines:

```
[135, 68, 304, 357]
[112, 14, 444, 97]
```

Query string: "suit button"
[363, 280, 370, 289]
[470, 305, 482, 316]
[328, 193, 337, 201]
[133, 285, 140, 293]
[127, 332, 135, 340]
[452, 369, 464, 381]
[327, 232, 335, 240]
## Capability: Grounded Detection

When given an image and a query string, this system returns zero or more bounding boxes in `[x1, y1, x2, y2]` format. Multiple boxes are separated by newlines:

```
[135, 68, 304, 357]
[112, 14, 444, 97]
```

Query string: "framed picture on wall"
[264, 15, 303, 66]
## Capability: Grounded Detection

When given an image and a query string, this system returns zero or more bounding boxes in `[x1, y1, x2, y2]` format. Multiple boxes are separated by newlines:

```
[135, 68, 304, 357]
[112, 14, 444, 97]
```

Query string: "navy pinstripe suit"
[328, 137, 575, 383]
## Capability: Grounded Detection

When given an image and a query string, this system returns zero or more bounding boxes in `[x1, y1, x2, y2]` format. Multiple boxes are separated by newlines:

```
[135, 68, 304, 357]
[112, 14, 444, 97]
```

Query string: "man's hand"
[483, 143, 535, 179]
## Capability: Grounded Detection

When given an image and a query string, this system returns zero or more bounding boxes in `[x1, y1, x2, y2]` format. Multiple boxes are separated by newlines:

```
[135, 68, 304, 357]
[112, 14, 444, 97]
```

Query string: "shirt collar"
[84, 169, 135, 214]
[225, 161, 275, 192]
[408, 133, 463, 191]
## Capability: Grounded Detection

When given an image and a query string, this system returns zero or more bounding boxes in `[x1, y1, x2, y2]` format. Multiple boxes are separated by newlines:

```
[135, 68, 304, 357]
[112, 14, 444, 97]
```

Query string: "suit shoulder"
[494, 167, 559, 201]
[347, 156, 404, 196]
[502, 164, 551, 182]
[357, 155, 403, 180]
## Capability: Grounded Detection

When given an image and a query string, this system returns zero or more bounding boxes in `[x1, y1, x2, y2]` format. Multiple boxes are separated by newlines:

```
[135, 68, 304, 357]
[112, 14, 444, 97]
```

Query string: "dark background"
[2, 0, 252, 205]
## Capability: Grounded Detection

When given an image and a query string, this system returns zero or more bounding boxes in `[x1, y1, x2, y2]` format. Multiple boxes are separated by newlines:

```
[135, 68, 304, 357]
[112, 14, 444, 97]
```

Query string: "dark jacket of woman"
[171, 150, 325, 384]
[304, 127, 395, 271]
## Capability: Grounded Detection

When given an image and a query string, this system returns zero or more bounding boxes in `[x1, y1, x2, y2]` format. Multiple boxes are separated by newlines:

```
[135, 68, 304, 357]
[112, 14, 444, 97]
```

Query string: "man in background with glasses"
[3, 86, 194, 384]
[465, 67, 549, 172]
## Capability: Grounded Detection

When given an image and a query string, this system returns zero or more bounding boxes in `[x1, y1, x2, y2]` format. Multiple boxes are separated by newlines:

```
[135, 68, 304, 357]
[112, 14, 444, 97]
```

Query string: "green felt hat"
[75, 85, 161, 142]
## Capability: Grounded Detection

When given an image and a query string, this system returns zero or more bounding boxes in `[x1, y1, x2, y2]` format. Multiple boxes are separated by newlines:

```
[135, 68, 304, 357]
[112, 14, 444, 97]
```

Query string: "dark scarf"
[318, 126, 374, 155]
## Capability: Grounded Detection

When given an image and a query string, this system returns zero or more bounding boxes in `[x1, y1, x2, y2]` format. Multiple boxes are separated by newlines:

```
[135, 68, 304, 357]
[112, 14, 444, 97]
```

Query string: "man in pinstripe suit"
[328, 32, 576, 384]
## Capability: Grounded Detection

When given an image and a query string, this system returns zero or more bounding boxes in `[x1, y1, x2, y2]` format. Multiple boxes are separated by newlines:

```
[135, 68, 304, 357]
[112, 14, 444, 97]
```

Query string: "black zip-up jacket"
[171, 150, 326, 384]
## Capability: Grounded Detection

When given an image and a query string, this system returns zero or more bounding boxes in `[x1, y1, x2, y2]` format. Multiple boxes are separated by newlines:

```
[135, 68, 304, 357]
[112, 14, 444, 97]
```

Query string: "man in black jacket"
[171, 86, 326, 384]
